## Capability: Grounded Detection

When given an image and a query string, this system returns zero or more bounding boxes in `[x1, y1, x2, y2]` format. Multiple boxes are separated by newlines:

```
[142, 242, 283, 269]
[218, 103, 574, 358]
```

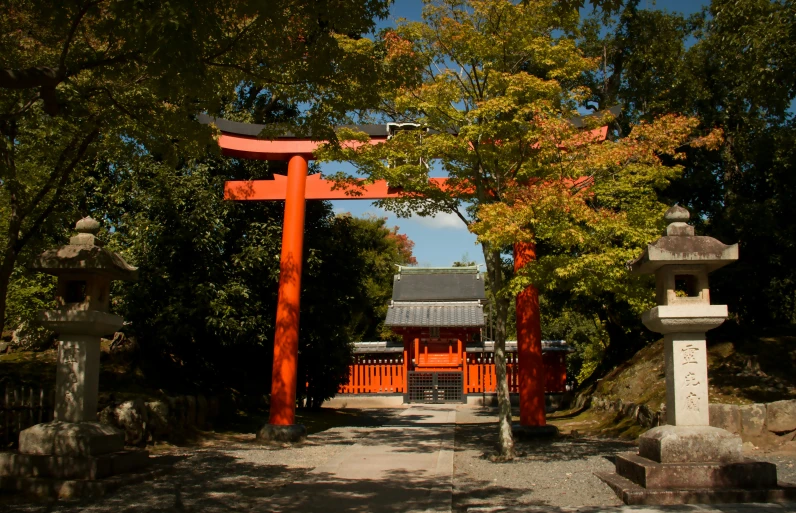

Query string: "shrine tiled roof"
[385, 301, 485, 327]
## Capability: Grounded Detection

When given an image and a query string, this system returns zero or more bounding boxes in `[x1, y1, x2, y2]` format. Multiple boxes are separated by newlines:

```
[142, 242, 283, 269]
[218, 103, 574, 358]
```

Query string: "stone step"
[596, 471, 796, 506]
[615, 452, 779, 490]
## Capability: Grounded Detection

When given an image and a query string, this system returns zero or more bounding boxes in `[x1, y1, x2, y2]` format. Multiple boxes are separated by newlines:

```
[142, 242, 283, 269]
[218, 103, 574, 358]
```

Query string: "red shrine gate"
[201, 114, 604, 437]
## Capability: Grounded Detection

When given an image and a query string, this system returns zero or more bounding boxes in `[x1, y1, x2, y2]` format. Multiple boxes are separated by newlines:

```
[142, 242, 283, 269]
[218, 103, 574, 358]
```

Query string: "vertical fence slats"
[339, 362, 405, 394]
[0, 383, 53, 449]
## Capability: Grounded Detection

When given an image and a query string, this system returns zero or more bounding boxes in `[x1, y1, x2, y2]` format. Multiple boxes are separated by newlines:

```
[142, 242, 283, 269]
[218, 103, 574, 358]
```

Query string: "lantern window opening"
[65, 281, 87, 303]
[674, 274, 699, 298]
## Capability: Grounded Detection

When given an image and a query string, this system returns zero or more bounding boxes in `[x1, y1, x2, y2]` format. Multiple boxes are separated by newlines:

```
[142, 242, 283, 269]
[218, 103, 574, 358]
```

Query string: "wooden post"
[268, 155, 308, 427]
[515, 241, 547, 426]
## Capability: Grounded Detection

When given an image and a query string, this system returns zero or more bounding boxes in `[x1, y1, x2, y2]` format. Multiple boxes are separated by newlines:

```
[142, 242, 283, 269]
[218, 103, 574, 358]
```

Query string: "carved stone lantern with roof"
[0, 218, 148, 498]
[596, 206, 796, 504]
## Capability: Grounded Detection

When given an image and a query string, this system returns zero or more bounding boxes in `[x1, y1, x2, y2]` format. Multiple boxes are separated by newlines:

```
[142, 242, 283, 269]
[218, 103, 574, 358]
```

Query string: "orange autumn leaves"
[472, 114, 722, 304]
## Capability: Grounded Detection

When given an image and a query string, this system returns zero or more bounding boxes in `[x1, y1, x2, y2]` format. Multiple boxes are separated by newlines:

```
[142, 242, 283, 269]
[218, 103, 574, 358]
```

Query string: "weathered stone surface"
[614, 452, 778, 489]
[256, 424, 306, 444]
[766, 399, 796, 433]
[739, 403, 766, 436]
[115, 399, 148, 446]
[596, 470, 796, 506]
[18, 422, 124, 457]
[638, 425, 742, 463]
[709, 404, 741, 434]
[145, 401, 170, 440]
[663, 334, 710, 426]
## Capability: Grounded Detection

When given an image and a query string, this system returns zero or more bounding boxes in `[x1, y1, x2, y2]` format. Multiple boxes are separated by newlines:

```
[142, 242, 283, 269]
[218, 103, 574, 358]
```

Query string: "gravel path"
[453, 405, 631, 510]
[1, 405, 795, 512]
[1, 425, 378, 513]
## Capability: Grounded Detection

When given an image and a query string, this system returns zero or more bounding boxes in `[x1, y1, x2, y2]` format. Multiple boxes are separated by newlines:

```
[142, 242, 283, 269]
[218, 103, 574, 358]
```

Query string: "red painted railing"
[339, 364, 405, 394]
[339, 355, 567, 394]
[465, 363, 519, 393]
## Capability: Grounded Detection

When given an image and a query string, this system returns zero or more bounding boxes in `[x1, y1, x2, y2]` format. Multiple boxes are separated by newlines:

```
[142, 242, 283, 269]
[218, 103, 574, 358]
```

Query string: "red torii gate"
[203, 115, 606, 440]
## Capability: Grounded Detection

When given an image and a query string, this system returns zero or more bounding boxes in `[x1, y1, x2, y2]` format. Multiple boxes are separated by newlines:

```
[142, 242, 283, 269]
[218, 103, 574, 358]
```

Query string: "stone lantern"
[597, 206, 796, 505]
[0, 218, 148, 498]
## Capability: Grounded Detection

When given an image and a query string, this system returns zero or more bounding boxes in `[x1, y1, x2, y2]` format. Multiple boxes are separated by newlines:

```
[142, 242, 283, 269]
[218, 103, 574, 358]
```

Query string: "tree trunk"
[482, 243, 515, 460]
[0, 208, 22, 336]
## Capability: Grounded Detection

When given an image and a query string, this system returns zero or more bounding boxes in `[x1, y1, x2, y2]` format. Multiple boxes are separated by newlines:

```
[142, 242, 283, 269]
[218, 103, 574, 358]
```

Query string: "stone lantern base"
[0, 421, 155, 499]
[596, 426, 796, 505]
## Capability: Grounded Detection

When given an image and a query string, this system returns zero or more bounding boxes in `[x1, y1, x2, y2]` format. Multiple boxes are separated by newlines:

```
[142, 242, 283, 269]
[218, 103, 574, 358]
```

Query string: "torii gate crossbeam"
[202, 114, 599, 440]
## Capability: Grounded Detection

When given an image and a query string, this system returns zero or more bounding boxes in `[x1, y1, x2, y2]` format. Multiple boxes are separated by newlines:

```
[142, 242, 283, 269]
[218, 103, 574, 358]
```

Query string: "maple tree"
[320, 0, 719, 459]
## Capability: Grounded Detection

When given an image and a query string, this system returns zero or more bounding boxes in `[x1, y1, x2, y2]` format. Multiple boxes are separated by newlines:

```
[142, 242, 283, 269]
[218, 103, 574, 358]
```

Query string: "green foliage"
[74, 152, 415, 406]
[0, 0, 393, 335]
[578, 0, 796, 327]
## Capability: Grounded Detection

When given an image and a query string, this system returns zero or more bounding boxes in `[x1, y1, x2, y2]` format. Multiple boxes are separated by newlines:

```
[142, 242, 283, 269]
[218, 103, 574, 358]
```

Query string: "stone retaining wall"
[98, 395, 220, 446]
[708, 400, 796, 438]
[587, 394, 796, 441]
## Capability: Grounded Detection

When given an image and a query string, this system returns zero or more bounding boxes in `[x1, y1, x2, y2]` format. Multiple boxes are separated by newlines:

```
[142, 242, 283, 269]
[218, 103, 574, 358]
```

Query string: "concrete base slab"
[639, 425, 743, 463]
[0, 465, 169, 500]
[0, 449, 148, 480]
[255, 424, 307, 444]
[18, 421, 124, 457]
[615, 452, 779, 489]
[511, 424, 559, 438]
[596, 471, 796, 506]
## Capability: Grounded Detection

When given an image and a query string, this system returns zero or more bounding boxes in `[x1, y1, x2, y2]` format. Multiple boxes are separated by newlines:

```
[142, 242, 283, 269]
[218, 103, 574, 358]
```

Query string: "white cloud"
[411, 211, 467, 230]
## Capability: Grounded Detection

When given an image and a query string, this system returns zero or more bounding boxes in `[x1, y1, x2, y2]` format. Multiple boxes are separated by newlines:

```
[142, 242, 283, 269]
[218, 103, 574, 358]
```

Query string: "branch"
[60, 1, 104, 70]
[17, 128, 100, 250]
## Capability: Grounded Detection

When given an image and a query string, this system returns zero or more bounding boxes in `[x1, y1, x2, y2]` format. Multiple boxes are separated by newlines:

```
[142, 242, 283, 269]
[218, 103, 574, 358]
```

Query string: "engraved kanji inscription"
[686, 391, 700, 411]
[681, 344, 699, 365]
[684, 371, 700, 387]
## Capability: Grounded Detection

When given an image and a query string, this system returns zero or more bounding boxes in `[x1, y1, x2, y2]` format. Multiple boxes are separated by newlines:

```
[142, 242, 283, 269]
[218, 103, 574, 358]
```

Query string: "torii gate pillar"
[257, 156, 310, 443]
[513, 242, 554, 433]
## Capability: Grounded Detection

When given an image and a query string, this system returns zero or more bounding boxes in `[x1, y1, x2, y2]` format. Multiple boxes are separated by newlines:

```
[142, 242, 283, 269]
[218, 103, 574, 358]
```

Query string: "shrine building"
[338, 266, 572, 407]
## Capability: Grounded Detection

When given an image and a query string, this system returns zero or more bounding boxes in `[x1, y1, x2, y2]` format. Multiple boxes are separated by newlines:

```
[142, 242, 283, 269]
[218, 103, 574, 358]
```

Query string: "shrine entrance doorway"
[407, 371, 464, 404]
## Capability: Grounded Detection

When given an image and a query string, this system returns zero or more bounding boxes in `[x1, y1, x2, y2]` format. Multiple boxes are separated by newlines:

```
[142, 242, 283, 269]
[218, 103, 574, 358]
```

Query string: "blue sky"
[322, 0, 710, 267]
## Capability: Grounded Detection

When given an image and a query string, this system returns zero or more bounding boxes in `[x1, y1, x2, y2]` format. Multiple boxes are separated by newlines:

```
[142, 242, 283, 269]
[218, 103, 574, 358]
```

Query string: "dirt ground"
[1, 405, 795, 513]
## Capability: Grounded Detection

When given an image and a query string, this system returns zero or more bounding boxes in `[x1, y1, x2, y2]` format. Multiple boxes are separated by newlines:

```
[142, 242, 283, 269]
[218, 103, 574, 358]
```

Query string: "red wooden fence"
[464, 362, 519, 393]
[339, 354, 567, 395]
[339, 364, 405, 394]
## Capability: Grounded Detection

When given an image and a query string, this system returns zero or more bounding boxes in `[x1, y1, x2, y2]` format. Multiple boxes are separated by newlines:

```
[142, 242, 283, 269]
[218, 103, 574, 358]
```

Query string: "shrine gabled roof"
[392, 266, 486, 302]
[385, 301, 484, 327]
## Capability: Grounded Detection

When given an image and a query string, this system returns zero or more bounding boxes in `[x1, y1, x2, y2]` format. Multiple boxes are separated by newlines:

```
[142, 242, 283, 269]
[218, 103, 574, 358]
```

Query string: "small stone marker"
[595, 206, 796, 505]
[0, 217, 150, 499]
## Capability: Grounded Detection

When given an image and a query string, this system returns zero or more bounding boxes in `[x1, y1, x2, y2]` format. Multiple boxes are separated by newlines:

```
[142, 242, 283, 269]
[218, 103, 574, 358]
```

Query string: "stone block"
[614, 452, 778, 489]
[256, 424, 306, 444]
[0, 450, 148, 480]
[766, 399, 796, 433]
[638, 425, 742, 463]
[709, 404, 741, 434]
[739, 403, 766, 436]
[18, 422, 124, 457]
[145, 401, 170, 440]
[596, 471, 796, 506]
[116, 399, 147, 446]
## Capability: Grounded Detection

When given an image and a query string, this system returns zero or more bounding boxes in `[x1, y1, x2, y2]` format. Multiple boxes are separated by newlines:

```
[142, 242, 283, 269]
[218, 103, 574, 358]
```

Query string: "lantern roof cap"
[628, 206, 738, 275]
[31, 217, 138, 281]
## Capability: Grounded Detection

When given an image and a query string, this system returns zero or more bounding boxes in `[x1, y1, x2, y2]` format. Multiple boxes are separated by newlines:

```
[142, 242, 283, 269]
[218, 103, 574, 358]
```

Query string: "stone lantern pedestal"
[0, 218, 151, 499]
[596, 206, 796, 505]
